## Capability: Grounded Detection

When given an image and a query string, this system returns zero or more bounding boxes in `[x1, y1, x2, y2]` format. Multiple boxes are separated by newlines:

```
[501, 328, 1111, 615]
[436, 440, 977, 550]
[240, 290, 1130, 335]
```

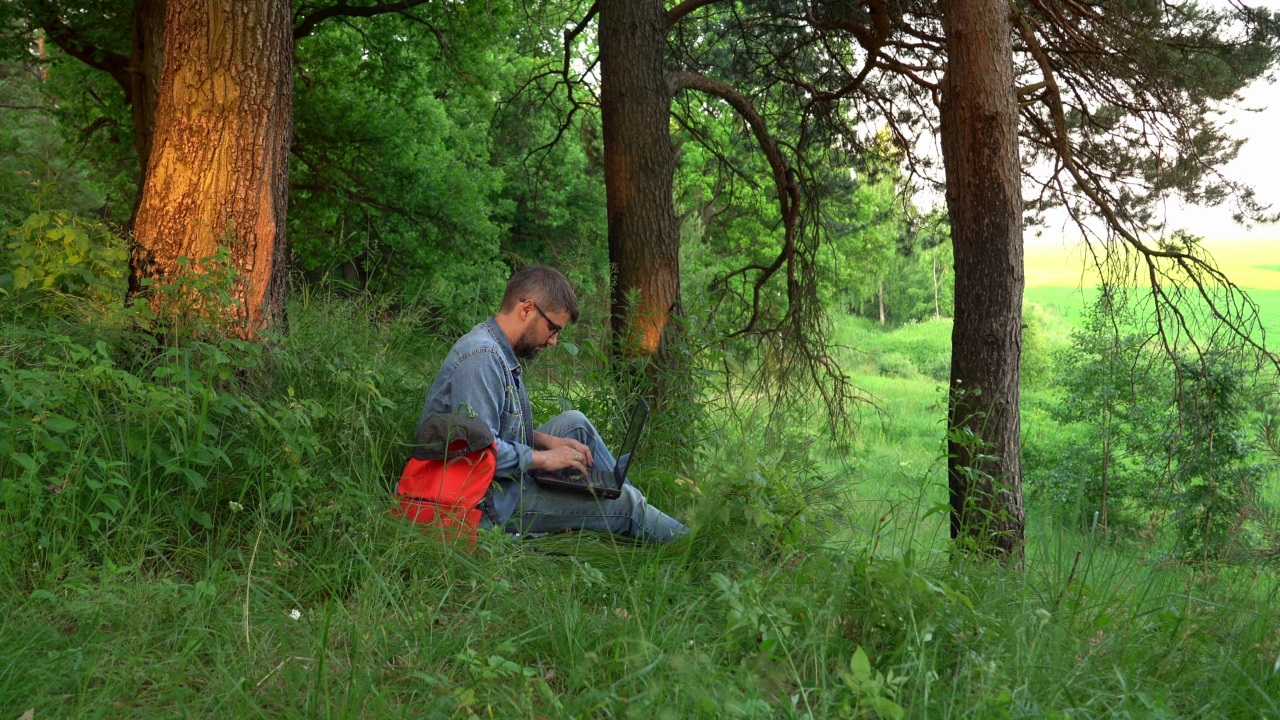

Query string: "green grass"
[5, 292, 1280, 718]
[1024, 236, 1280, 341]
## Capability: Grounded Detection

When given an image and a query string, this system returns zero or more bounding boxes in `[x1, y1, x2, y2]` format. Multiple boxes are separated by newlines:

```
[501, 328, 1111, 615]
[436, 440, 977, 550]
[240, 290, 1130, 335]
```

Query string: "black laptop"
[532, 399, 650, 500]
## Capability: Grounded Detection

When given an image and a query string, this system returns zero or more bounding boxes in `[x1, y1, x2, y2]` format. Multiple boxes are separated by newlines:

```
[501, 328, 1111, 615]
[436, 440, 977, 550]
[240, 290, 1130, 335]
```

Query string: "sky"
[912, 70, 1280, 248]
[1036, 1, 1280, 245]
[1161, 77, 1280, 242]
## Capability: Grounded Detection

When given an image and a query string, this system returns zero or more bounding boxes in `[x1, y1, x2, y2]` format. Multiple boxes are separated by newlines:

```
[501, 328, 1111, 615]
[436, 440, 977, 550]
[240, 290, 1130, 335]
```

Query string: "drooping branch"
[563, 0, 599, 85]
[1012, 2, 1275, 367]
[667, 70, 801, 335]
[505, 1, 599, 173]
[293, 0, 433, 39]
[802, 0, 894, 102]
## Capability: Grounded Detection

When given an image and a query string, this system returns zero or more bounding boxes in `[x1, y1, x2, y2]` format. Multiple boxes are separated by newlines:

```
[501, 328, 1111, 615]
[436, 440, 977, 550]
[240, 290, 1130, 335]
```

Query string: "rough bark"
[131, 0, 293, 335]
[599, 0, 681, 360]
[939, 0, 1026, 557]
[128, 0, 166, 227]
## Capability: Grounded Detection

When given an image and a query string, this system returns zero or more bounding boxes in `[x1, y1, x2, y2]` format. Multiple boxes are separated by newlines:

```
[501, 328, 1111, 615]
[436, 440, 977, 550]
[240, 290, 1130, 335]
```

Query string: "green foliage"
[833, 201, 954, 326]
[287, 5, 611, 320]
[289, 14, 510, 311]
[1029, 294, 1276, 559]
[839, 315, 953, 383]
[1020, 304, 1052, 389]
[5, 294, 1280, 717]
[0, 46, 138, 223]
[1028, 295, 1176, 528]
[1, 207, 128, 303]
[840, 646, 907, 719]
[0, 288, 427, 590]
[691, 415, 841, 556]
[874, 351, 920, 379]
[1170, 354, 1271, 561]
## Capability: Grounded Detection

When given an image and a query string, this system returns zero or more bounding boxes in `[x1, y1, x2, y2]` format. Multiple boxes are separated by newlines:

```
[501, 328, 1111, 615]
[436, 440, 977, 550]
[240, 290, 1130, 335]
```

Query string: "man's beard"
[513, 326, 547, 360]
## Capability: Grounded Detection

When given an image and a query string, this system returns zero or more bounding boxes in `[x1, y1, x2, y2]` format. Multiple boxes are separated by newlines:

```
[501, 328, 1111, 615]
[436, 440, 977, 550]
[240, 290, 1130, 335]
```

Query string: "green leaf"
[43, 414, 78, 434]
[12, 266, 31, 289]
[921, 502, 951, 520]
[10, 452, 37, 472]
[182, 468, 207, 490]
[100, 495, 123, 514]
[849, 646, 872, 683]
[869, 696, 905, 720]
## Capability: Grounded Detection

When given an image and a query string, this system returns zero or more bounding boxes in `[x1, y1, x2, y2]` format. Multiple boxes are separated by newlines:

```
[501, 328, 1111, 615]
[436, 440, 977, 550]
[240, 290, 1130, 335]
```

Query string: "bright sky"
[1023, 76, 1280, 287]
[1030, 1, 1280, 246]
[1162, 77, 1280, 241]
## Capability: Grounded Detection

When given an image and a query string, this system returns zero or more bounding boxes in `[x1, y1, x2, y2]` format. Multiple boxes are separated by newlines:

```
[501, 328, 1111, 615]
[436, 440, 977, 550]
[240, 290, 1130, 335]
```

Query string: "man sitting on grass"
[416, 265, 687, 543]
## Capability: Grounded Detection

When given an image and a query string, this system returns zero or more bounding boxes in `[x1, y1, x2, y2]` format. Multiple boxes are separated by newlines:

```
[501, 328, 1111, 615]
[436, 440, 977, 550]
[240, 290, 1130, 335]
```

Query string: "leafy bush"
[845, 317, 952, 382]
[2, 209, 128, 303]
[689, 415, 841, 557]
[0, 279, 434, 589]
[1031, 294, 1276, 558]
[1170, 355, 1271, 561]
[874, 351, 920, 379]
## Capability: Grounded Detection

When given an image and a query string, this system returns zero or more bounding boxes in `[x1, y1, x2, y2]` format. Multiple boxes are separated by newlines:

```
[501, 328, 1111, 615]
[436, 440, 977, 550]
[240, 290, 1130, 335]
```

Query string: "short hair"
[500, 265, 579, 323]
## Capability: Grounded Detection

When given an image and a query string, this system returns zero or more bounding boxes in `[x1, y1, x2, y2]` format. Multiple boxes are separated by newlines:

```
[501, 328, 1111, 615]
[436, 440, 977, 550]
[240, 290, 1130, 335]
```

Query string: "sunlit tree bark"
[131, 0, 292, 334]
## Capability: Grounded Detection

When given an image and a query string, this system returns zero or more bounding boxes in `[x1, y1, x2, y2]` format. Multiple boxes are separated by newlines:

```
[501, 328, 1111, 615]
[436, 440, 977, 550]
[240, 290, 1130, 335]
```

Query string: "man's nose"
[547, 334, 558, 346]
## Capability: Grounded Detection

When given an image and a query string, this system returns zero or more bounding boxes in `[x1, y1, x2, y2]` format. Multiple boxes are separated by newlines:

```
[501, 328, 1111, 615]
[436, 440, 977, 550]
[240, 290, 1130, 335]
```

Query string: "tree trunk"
[939, 0, 1026, 557]
[932, 256, 942, 319]
[878, 281, 886, 325]
[128, 0, 166, 230]
[131, 0, 293, 335]
[599, 0, 681, 365]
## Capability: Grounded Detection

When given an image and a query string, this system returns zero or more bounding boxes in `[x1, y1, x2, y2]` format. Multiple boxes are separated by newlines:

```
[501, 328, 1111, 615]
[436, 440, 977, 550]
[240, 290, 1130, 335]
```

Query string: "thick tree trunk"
[599, 0, 682, 363]
[127, 0, 166, 229]
[131, 0, 293, 335]
[939, 0, 1026, 557]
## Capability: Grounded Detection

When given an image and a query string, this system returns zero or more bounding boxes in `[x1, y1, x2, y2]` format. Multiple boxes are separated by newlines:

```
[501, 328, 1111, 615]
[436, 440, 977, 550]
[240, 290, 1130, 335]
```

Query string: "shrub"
[875, 351, 919, 379]
[2, 209, 128, 304]
[688, 414, 841, 557]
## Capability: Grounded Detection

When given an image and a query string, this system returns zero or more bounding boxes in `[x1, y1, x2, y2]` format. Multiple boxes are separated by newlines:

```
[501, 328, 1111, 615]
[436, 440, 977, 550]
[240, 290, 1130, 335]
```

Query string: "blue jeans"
[493, 411, 687, 544]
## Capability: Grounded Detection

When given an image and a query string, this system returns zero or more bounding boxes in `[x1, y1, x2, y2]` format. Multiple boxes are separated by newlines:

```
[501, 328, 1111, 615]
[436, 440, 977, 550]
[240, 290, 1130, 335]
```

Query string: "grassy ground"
[4, 281, 1280, 718]
[1024, 235, 1280, 336]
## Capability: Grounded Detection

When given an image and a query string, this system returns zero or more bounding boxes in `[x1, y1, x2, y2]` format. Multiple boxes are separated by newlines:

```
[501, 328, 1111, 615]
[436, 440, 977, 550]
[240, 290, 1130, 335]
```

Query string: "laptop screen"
[612, 398, 650, 483]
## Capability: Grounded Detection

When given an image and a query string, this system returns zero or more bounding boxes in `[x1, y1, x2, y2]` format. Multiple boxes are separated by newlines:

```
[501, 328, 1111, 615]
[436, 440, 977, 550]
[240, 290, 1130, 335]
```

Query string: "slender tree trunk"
[599, 0, 682, 366]
[131, 0, 293, 335]
[1100, 415, 1111, 531]
[878, 281, 886, 325]
[933, 256, 942, 319]
[939, 0, 1026, 557]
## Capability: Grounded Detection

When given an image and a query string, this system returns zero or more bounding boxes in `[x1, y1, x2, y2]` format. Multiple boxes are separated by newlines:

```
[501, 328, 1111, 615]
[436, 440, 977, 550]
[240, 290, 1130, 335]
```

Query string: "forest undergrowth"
[3, 290, 1280, 718]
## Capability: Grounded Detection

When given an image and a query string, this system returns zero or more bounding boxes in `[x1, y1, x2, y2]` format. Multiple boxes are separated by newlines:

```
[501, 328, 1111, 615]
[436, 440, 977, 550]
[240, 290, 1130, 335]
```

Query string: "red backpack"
[393, 412, 497, 544]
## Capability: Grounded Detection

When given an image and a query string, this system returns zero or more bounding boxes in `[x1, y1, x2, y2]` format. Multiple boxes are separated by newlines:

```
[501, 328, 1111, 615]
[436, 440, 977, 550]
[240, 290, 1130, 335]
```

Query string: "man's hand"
[532, 445, 590, 475]
[533, 431, 593, 469]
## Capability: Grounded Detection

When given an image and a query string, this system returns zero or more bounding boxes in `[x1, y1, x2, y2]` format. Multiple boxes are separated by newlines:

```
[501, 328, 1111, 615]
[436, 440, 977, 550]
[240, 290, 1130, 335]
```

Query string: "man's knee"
[544, 409, 597, 442]
[558, 409, 589, 427]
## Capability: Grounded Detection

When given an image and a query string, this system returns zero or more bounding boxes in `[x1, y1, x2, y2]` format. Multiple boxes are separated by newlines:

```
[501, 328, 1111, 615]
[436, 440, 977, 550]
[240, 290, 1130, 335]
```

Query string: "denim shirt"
[418, 318, 534, 525]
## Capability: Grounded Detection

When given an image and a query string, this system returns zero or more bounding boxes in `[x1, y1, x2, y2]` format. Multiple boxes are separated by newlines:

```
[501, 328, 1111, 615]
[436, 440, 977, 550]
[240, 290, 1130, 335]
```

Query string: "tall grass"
[3, 292, 1279, 718]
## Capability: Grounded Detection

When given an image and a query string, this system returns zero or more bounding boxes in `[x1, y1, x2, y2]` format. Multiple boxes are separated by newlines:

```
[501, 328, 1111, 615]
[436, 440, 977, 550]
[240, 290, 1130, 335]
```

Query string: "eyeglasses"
[527, 300, 563, 340]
